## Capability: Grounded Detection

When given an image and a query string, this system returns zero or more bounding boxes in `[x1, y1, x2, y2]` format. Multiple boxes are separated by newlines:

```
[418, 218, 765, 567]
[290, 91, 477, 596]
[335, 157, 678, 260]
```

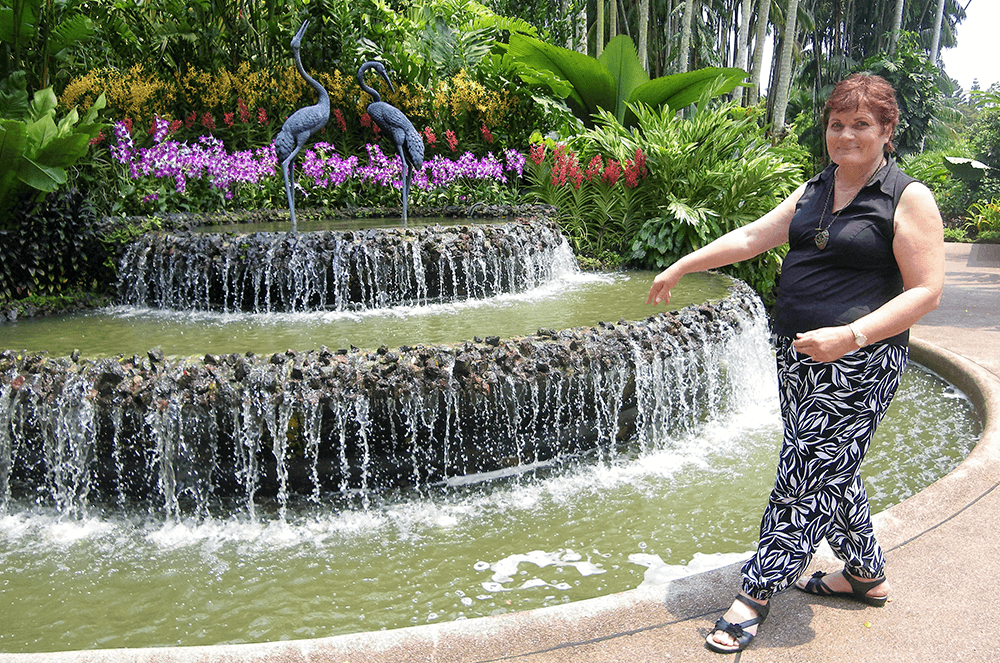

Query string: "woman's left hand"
[792, 326, 857, 363]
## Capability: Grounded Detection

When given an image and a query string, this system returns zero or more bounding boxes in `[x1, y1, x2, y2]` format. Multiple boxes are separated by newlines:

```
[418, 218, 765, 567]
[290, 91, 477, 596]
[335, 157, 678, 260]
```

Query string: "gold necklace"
[813, 158, 885, 250]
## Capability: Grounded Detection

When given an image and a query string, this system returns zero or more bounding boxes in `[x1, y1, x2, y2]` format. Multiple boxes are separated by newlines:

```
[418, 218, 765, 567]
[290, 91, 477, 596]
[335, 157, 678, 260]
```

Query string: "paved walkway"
[4, 243, 999, 663]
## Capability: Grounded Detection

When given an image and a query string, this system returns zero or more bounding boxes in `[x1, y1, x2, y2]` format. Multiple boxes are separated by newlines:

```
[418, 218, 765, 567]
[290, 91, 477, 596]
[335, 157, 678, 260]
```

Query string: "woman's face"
[826, 103, 892, 170]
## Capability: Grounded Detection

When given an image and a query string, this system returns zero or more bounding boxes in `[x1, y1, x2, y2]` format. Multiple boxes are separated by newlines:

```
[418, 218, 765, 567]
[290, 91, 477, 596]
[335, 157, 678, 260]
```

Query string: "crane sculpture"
[275, 20, 329, 233]
[357, 61, 424, 227]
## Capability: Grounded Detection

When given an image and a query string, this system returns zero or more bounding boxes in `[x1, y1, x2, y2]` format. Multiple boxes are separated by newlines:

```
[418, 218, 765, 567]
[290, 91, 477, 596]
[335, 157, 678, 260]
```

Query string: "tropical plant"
[861, 32, 942, 155]
[525, 138, 651, 258]
[0, 0, 95, 91]
[506, 33, 747, 128]
[0, 72, 105, 222]
[967, 198, 1000, 236]
[0, 186, 101, 301]
[586, 100, 806, 300]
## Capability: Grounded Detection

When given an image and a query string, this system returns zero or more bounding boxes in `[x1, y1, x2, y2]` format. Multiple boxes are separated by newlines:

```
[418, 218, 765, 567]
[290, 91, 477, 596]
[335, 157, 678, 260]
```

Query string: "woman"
[646, 74, 944, 654]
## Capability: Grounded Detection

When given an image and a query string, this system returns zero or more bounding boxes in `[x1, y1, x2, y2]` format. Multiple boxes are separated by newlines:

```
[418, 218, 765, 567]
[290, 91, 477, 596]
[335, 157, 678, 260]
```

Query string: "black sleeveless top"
[772, 158, 917, 346]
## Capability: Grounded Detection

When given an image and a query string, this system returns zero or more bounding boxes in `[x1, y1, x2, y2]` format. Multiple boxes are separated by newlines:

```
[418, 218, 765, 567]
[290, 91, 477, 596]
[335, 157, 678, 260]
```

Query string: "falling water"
[116, 222, 571, 312]
[0, 280, 768, 516]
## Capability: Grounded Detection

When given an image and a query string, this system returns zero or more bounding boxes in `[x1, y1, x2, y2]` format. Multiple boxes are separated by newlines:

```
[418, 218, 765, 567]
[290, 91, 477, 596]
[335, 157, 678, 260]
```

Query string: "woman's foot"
[795, 569, 889, 606]
[705, 593, 768, 654]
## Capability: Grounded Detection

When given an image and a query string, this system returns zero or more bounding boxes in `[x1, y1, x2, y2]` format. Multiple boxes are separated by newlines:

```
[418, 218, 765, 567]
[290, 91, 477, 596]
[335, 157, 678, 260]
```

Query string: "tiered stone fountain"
[0, 218, 762, 516]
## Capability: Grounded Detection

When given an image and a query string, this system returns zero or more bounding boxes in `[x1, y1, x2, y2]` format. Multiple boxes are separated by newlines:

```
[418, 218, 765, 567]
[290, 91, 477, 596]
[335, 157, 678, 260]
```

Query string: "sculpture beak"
[292, 20, 309, 46]
[378, 68, 395, 95]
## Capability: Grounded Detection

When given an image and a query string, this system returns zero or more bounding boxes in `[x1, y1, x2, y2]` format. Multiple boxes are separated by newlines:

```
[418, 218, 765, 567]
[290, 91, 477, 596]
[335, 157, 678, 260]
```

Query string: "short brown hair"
[824, 74, 900, 151]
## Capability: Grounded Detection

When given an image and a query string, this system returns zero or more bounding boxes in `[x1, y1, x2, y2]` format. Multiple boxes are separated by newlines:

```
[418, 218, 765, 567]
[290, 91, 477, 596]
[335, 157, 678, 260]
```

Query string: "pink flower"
[237, 98, 250, 123]
[445, 129, 458, 152]
[223, 112, 234, 127]
[529, 143, 545, 166]
[422, 126, 437, 146]
[480, 124, 493, 144]
[333, 108, 347, 132]
[256, 107, 268, 125]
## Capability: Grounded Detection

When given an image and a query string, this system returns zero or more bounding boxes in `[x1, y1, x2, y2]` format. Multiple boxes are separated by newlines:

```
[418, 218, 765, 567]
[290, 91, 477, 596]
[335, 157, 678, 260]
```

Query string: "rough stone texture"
[0, 279, 762, 511]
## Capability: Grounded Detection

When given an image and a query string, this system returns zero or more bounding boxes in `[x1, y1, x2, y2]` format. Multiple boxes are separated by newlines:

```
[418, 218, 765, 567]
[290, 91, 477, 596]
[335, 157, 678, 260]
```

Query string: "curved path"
[3, 242, 998, 663]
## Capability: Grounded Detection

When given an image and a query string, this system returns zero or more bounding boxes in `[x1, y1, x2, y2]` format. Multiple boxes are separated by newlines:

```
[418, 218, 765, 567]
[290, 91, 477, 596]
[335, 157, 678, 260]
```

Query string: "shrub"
[538, 102, 806, 301]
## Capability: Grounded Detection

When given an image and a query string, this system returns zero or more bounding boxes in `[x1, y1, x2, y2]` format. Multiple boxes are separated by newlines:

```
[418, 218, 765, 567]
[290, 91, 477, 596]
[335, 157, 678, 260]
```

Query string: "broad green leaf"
[508, 33, 616, 125]
[56, 106, 81, 138]
[29, 87, 59, 119]
[626, 68, 748, 125]
[16, 155, 66, 192]
[0, 120, 28, 173]
[598, 35, 648, 123]
[0, 120, 29, 211]
[0, 71, 31, 120]
[34, 133, 91, 170]
[79, 92, 107, 132]
[26, 112, 58, 154]
[0, 2, 39, 45]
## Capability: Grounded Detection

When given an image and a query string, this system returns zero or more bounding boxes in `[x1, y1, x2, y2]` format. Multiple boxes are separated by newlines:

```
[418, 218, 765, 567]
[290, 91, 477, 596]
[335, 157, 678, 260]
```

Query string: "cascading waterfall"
[0, 279, 769, 517]
[116, 221, 572, 312]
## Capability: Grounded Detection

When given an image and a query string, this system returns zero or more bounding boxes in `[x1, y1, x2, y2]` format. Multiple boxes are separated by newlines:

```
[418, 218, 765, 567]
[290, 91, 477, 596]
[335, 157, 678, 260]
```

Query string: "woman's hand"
[647, 268, 681, 306]
[792, 326, 857, 363]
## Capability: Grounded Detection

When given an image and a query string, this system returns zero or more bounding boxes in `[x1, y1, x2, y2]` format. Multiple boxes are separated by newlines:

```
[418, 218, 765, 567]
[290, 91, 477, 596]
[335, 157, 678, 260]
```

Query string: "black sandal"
[705, 594, 770, 654]
[797, 570, 888, 607]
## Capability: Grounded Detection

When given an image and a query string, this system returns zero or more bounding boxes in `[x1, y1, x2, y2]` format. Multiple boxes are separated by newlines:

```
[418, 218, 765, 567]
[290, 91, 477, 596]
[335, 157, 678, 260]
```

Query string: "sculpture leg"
[398, 149, 409, 228]
[281, 148, 302, 234]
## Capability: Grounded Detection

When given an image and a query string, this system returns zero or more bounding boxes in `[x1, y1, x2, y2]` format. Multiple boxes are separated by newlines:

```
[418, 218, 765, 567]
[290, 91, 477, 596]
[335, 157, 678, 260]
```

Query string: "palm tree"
[679, 0, 695, 73]
[890, 0, 905, 55]
[748, 0, 772, 105]
[771, 0, 799, 133]
[930, 0, 946, 64]
[639, 0, 650, 70]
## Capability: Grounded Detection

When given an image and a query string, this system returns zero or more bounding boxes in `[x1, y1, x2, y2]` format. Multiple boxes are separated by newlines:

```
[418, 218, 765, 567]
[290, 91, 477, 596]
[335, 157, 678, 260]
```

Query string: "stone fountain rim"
[0, 337, 994, 663]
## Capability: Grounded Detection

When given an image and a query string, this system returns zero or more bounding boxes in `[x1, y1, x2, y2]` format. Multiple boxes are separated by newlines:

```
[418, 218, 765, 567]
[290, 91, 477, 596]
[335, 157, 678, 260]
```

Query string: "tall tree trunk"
[733, 0, 753, 101]
[771, 0, 799, 133]
[596, 0, 605, 55]
[680, 0, 694, 73]
[610, 0, 618, 39]
[890, 0, 905, 54]
[748, 0, 772, 105]
[639, 0, 650, 71]
[578, 3, 588, 53]
[930, 0, 946, 63]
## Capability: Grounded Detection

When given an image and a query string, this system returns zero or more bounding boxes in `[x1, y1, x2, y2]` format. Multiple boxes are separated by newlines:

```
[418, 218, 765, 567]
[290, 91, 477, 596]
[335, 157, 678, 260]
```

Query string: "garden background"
[2, 0, 999, 315]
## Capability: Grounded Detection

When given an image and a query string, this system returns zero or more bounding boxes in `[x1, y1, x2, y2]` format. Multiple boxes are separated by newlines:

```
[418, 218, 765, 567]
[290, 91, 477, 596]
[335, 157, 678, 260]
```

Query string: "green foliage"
[861, 32, 940, 155]
[0, 75, 105, 221]
[0, 0, 96, 91]
[507, 33, 747, 128]
[0, 188, 103, 301]
[967, 198, 1000, 234]
[967, 107, 1000, 169]
[585, 101, 806, 301]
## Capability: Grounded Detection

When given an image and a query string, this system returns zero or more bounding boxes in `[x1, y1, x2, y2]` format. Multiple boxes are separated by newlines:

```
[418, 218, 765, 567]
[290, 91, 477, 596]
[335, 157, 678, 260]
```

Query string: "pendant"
[814, 228, 829, 250]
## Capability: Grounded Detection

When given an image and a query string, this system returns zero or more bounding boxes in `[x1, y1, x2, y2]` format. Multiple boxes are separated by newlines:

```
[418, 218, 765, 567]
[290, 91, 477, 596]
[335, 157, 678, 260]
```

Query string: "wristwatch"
[848, 322, 868, 348]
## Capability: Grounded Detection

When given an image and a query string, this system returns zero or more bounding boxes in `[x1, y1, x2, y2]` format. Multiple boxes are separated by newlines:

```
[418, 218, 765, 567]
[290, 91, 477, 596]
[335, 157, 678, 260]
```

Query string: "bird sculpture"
[357, 61, 425, 227]
[274, 20, 329, 233]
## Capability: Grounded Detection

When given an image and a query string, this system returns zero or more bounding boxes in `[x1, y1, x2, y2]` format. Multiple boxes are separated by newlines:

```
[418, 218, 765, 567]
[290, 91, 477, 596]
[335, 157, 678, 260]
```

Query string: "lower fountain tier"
[0, 281, 765, 514]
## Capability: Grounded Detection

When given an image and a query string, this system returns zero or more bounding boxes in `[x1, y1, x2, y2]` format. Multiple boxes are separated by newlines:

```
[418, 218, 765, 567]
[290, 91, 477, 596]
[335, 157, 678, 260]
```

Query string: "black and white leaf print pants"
[741, 336, 908, 601]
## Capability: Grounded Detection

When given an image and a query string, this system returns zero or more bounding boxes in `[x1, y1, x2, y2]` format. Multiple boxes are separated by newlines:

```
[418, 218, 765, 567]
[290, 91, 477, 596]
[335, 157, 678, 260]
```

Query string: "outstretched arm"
[647, 183, 806, 306]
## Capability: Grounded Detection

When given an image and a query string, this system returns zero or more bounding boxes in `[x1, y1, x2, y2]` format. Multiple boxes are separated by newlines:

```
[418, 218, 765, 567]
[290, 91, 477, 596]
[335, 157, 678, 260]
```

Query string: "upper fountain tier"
[116, 220, 573, 313]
